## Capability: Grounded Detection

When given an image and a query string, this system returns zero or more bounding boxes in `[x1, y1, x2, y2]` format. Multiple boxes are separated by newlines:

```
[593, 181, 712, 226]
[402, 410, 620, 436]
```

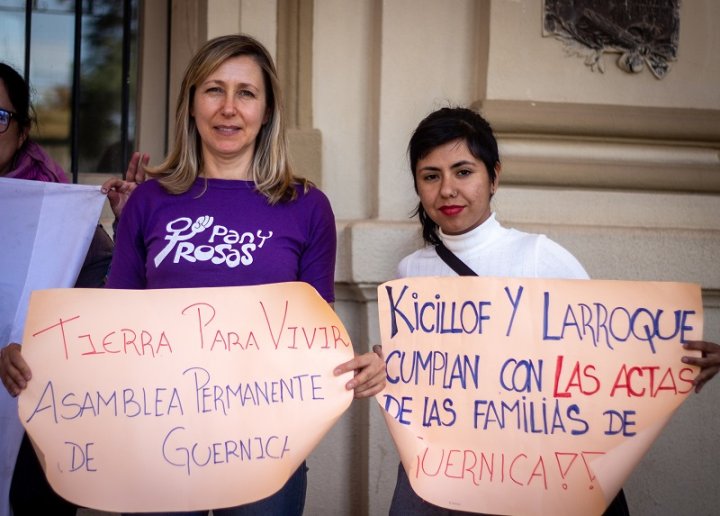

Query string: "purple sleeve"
[298, 188, 337, 303]
[105, 186, 149, 289]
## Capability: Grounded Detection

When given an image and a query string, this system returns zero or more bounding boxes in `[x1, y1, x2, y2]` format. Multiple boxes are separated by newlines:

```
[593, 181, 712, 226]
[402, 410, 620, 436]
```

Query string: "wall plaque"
[543, 0, 680, 79]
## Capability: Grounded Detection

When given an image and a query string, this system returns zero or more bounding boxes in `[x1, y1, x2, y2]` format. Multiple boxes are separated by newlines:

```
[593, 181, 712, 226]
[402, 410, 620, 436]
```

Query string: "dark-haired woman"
[397, 106, 587, 281]
[389, 106, 718, 515]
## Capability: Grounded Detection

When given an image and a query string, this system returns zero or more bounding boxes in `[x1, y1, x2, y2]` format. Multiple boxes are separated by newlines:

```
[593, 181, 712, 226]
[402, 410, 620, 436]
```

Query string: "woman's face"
[191, 55, 268, 176]
[415, 139, 499, 236]
[0, 79, 27, 176]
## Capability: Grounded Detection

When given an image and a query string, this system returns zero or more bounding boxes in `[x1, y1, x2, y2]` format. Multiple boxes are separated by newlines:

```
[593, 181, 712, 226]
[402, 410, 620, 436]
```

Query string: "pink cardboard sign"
[18, 282, 354, 513]
[376, 277, 702, 515]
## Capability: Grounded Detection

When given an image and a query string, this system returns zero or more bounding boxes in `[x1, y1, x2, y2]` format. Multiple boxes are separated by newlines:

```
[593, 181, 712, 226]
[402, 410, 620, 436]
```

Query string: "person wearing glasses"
[0, 61, 143, 516]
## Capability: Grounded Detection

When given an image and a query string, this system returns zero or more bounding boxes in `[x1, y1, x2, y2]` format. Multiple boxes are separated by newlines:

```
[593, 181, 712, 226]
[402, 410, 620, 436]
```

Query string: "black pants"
[10, 433, 78, 516]
[604, 489, 630, 516]
[390, 462, 630, 515]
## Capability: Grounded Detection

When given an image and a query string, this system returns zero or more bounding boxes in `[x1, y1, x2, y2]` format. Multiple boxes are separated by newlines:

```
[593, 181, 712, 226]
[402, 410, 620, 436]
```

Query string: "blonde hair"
[148, 34, 307, 203]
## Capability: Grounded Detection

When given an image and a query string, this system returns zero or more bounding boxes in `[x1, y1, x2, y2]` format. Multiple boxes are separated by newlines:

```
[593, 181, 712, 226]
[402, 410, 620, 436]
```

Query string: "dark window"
[0, 0, 139, 181]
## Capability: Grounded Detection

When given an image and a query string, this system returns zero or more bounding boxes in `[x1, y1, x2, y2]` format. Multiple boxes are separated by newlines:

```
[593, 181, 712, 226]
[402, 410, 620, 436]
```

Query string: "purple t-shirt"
[107, 177, 336, 302]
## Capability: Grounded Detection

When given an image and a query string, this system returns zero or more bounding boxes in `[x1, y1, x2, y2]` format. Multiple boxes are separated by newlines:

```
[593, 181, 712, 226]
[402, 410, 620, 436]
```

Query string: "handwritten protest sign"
[376, 277, 702, 515]
[18, 282, 354, 513]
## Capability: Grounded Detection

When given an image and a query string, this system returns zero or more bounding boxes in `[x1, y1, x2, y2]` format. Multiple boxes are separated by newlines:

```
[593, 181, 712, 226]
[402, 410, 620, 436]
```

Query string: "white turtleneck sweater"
[397, 213, 588, 280]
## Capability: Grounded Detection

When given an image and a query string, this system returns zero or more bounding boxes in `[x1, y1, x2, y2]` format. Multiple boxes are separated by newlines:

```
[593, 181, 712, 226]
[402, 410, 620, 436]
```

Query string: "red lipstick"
[439, 205, 464, 216]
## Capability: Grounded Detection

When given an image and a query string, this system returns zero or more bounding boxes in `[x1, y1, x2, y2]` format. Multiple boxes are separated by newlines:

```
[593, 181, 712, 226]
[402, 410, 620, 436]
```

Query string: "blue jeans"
[126, 462, 307, 516]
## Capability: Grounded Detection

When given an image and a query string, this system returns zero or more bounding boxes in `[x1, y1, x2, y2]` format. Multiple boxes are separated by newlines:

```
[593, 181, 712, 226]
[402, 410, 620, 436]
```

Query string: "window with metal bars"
[0, 0, 139, 182]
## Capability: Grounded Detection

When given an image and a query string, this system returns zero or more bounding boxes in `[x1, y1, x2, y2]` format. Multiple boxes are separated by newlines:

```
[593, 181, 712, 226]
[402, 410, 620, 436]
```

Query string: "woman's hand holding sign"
[334, 345, 386, 399]
[0, 343, 31, 397]
[682, 340, 720, 393]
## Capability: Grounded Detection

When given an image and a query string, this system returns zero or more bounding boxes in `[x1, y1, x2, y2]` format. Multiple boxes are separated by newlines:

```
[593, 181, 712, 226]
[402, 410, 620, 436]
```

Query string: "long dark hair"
[0, 62, 34, 134]
[408, 107, 500, 245]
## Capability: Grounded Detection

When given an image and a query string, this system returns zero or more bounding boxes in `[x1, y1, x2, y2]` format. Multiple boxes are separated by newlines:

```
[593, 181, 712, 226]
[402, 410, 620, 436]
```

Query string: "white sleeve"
[533, 235, 589, 280]
[396, 254, 411, 279]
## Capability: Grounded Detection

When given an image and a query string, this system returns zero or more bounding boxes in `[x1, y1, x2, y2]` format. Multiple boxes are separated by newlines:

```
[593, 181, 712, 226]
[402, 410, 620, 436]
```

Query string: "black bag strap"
[435, 242, 478, 276]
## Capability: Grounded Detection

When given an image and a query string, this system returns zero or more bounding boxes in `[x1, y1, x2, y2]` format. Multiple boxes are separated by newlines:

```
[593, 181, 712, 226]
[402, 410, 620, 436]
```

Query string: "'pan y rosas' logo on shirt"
[154, 216, 273, 268]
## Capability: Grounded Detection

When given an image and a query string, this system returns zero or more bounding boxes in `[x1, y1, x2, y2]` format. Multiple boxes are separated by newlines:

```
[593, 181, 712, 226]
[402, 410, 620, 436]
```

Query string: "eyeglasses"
[0, 108, 17, 134]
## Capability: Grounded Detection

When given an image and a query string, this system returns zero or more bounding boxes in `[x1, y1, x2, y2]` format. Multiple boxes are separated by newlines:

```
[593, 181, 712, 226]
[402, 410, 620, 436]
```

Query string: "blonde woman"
[108, 34, 385, 515]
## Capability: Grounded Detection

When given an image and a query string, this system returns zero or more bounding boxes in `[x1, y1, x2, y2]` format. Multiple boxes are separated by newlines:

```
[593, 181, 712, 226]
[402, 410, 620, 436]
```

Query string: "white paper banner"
[0, 177, 105, 516]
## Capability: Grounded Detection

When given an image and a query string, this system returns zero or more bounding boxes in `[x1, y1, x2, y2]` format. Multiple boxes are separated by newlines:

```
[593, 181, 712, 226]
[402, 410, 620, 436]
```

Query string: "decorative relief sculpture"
[543, 0, 680, 79]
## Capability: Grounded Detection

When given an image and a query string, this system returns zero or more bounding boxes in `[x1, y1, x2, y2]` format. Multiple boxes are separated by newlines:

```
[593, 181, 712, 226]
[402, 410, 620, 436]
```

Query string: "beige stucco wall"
[316, 0, 483, 222]
[486, 0, 720, 109]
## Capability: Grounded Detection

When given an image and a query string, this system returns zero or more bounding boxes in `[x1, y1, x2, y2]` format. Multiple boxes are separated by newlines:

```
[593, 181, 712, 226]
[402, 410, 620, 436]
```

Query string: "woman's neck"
[439, 213, 499, 253]
[201, 152, 253, 180]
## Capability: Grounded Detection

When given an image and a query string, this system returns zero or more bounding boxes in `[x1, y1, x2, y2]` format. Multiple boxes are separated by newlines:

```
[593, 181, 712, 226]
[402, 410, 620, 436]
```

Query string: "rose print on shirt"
[154, 216, 273, 268]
